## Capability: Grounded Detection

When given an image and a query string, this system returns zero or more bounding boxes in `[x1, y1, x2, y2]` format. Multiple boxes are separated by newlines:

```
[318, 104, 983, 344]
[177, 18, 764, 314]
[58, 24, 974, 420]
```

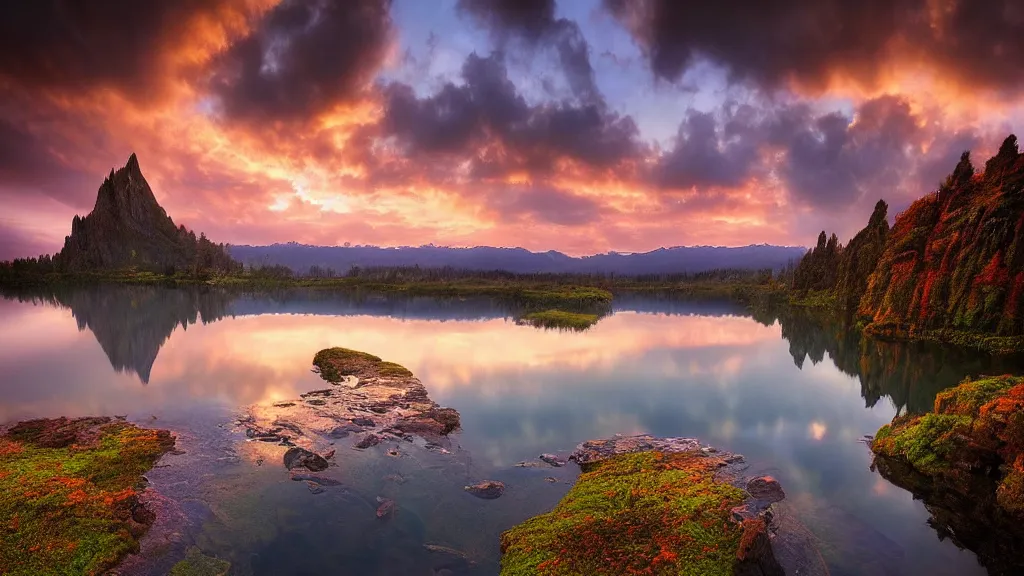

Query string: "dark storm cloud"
[456, 0, 556, 41]
[0, 0, 240, 98]
[770, 96, 923, 208]
[0, 117, 97, 208]
[379, 52, 642, 175]
[651, 96, 929, 209]
[457, 0, 598, 102]
[208, 0, 394, 122]
[654, 109, 762, 190]
[603, 0, 1024, 91]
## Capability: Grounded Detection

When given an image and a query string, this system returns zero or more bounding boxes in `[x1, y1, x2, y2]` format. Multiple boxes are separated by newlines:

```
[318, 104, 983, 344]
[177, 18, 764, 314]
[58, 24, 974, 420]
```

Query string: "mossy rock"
[312, 347, 412, 382]
[0, 417, 175, 576]
[499, 451, 781, 575]
[872, 375, 1024, 512]
[169, 547, 231, 576]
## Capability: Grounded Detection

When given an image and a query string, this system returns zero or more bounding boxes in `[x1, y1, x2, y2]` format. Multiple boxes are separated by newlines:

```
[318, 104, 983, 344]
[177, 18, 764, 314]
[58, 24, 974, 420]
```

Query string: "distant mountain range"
[229, 243, 807, 276]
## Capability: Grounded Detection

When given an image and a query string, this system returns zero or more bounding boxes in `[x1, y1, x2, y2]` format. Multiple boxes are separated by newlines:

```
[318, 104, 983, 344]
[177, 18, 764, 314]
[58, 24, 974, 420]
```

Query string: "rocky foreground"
[0, 417, 175, 576]
[239, 348, 461, 485]
[500, 435, 788, 576]
[871, 375, 1024, 575]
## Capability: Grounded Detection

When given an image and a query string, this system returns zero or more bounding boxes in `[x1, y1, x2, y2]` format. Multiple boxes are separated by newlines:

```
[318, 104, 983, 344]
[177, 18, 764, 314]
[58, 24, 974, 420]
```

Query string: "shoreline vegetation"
[0, 265, 788, 331]
[6, 263, 1024, 351]
[0, 417, 175, 576]
[871, 376, 1024, 574]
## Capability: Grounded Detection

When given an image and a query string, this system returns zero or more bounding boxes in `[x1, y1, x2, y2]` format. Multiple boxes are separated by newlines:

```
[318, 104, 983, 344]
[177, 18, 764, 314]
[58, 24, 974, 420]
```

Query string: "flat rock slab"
[569, 435, 706, 467]
[464, 480, 505, 499]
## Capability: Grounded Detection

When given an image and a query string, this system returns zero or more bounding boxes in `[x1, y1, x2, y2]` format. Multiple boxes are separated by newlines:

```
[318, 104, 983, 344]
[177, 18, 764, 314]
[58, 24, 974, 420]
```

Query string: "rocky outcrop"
[500, 435, 786, 576]
[55, 154, 237, 274]
[791, 135, 1024, 350]
[860, 139, 1024, 340]
[240, 347, 461, 474]
[0, 417, 176, 575]
[871, 375, 1024, 575]
[834, 199, 889, 312]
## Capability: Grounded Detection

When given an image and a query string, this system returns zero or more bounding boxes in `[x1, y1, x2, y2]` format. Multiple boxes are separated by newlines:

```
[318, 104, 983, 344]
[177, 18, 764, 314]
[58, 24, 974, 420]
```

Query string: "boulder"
[282, 447, 329, 472]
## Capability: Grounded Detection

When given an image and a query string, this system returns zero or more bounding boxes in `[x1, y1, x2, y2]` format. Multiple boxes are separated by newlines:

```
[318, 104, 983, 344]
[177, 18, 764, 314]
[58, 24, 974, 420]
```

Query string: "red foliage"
[919, 272, 938, 321]
[1009, 273, 1024, 319]
[976, 251, 1010, 286]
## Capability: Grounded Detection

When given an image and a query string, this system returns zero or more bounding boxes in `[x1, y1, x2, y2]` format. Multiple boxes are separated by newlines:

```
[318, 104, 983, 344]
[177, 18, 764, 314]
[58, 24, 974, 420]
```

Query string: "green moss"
[0, 418, 175, 576]
[377, 361, 414, 378]
[789, 290, 837, 308]
[169, 547, 231, 576]
[522, 310, 601, 331]
[872, 375, 1024, 517]
[500, 451, 750, 575]
[312, 347, 412, 382]
[872, 413, 972, 475]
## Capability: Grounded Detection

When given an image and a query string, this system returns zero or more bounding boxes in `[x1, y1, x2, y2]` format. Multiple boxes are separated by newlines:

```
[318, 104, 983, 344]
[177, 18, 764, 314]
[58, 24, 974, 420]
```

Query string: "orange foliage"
[919, 272, 938, 321]
[976, 251, 1009, 286]
[65, 489, 89, 505]
[0, 439, 23, 457]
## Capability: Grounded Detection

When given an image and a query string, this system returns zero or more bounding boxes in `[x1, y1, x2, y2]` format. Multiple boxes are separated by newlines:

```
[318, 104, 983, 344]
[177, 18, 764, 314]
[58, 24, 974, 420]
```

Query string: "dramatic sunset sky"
[2, 0, 1023, 260]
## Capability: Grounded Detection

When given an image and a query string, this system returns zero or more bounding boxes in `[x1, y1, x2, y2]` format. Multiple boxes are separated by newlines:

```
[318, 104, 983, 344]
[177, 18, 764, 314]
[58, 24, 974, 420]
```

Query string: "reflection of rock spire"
[3, 285, 232, 384]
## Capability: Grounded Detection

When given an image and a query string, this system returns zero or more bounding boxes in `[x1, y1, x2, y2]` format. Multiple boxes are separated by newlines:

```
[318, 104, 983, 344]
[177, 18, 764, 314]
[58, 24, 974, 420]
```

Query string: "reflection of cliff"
[2, 286, 234, 383]
[767, 306, 1024, 414]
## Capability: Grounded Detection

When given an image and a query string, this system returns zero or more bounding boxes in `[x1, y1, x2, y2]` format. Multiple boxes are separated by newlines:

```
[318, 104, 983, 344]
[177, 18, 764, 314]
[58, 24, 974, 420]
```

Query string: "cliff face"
[835, 200, 889, 312]
[860, 136, 1024, 336]
[792, 134, 1024, 341]
[57, 154, 236, 273]
[791, 201, 888, 313]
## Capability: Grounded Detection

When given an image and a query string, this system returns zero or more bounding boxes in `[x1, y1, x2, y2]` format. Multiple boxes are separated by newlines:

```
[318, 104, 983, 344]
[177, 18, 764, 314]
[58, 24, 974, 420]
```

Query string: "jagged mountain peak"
[56, 154, 236, 273]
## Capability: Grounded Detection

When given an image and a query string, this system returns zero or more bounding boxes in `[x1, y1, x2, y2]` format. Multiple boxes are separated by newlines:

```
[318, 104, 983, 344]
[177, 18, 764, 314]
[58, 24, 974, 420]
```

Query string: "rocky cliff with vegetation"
[792, 135, 1024, 349]
[3, 154, 238, 277]
[871, 375, 1024, 575]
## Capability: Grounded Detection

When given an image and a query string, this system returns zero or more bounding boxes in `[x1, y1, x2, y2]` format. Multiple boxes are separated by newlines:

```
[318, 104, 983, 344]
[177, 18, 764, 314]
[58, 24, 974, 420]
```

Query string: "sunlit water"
[1, 286, 1021, 575]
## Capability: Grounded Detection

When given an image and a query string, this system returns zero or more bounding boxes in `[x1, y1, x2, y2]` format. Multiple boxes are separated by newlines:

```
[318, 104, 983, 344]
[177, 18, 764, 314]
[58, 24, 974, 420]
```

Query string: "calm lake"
[1, 286, 1020, 575]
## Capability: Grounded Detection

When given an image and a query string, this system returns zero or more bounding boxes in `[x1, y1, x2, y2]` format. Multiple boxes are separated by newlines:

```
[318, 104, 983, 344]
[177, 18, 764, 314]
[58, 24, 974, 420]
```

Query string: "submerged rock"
[283, 447, 329, 472]
[328, 423, 364, 438]
[539, 453, 565, 467]
[169, 546, 231, 576]
[568, 435, 704, 467]
[464, 480, 505, 499]
[423, 544, 476, 572]
[376, 496, 396, 519]
[355, 434, 382, 449]
[501, 438, 787, 575]
[289, 472, 342, 486]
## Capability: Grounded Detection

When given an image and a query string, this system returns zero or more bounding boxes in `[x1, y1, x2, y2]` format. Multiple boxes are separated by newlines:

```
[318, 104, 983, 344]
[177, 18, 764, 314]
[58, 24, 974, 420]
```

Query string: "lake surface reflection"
[1, 286, 1021, 575]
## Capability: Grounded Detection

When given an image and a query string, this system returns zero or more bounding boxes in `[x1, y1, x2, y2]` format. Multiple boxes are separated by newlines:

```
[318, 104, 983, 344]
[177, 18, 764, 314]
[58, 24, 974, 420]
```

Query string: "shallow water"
[1, 286, 1021, 575]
